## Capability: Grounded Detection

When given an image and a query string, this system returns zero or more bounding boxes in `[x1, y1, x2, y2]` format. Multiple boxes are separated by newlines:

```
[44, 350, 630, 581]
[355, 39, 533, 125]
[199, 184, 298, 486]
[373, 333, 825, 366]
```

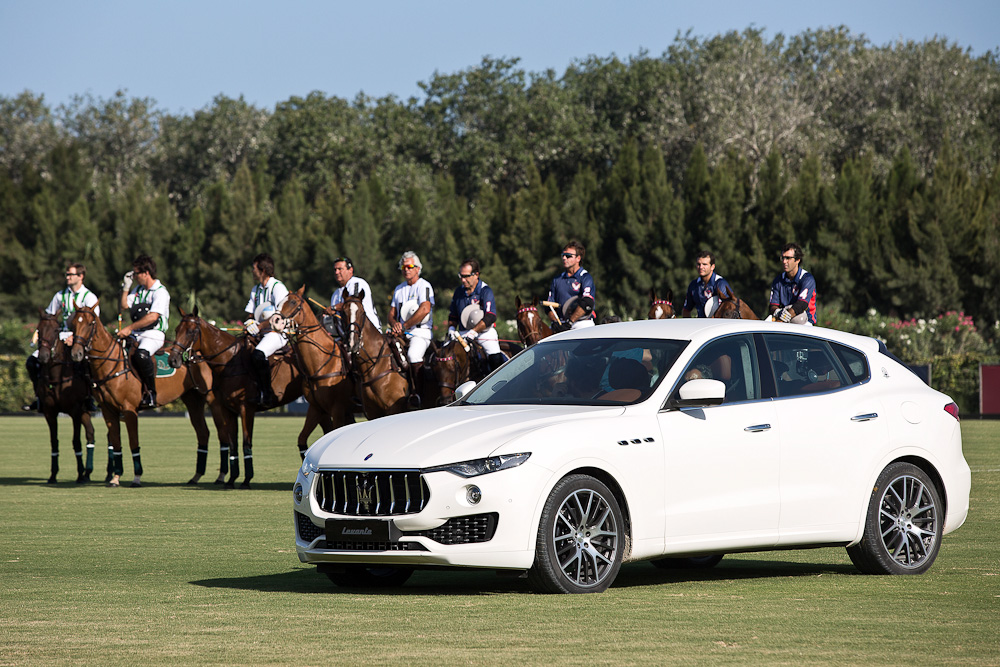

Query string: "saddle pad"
[155, 352, 177, 378]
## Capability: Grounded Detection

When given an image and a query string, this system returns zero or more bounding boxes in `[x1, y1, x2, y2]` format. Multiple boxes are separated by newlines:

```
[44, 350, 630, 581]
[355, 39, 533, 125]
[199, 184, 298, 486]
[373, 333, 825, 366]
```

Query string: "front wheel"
[324, 565, 414, 588]
[528, 474, 625, 594]
[847, 462, 943, 575]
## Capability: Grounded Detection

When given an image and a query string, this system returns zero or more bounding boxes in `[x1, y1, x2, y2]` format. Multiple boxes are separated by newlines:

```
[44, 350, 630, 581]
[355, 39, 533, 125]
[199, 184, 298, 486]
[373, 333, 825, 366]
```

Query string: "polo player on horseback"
[682, 250, 732, 318]
[243, 252, 289, 408]
[548, 241, 596, 332]
[388, 251, 435, 404]
[24, 262, 100, 412]
[769, 242, 817, 325]
[330, 256, 381, 331]
[118, 254, 169, 409]
[447, 258, 507, 373]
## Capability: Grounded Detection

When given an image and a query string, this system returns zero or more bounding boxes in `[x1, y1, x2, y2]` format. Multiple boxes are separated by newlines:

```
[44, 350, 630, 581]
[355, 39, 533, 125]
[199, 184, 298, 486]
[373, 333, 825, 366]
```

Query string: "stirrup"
[139, 391, 157, 409]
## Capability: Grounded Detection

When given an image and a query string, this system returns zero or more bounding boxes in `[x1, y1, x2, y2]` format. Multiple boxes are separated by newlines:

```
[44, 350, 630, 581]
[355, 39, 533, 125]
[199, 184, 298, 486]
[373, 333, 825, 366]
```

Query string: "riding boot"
[488, 353, 507, 373]
[132, 350, 158, 409]
[74, 361, 98, 412]
[407, 362, 423, 408]
[23, 355, 42, 412]
[251, 349, 277, 408]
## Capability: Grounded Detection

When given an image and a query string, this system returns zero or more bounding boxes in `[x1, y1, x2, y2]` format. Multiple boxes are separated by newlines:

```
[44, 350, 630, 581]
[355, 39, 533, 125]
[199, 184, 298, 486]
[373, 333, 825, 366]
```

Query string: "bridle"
[70, 309, 132, 385]
[517, 305, 547, 346]
[338, 295, 404, 387]
[649, 299, 675, 319]
[281, 294, 347, 383]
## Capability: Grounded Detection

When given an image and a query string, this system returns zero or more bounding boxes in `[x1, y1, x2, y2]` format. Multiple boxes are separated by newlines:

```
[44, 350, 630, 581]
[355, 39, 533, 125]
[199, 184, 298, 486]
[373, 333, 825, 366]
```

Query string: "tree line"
[2, 27, 999, 330]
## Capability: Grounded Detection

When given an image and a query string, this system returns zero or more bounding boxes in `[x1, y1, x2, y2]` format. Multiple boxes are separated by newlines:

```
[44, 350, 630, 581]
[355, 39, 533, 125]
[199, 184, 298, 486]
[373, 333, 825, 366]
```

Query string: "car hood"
[308, 404, 626, 469]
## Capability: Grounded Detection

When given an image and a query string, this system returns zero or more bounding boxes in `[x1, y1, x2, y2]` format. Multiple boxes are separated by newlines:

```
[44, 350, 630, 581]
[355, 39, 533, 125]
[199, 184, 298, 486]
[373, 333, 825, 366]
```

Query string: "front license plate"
[326, 518, 394, 543]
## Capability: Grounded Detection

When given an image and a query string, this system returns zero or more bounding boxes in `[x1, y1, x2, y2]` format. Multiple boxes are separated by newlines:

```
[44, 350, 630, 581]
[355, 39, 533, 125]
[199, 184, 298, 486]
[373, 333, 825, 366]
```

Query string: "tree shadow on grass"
[191, 558, 859, 596]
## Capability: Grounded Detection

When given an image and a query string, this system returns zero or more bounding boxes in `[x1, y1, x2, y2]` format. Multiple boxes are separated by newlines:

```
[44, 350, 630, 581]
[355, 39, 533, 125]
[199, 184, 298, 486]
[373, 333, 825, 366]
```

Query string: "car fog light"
[293, 483, 303, 504]
[467, 485, 482, 504]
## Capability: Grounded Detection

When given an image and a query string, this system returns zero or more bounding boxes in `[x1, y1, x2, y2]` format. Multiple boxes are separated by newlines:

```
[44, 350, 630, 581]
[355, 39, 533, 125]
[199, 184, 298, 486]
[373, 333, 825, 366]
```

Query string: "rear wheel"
[847, 462, 942, 575]
[528, 474, 625, 594]
[324, 565, 414, 588]
[651, 554, 724, 570]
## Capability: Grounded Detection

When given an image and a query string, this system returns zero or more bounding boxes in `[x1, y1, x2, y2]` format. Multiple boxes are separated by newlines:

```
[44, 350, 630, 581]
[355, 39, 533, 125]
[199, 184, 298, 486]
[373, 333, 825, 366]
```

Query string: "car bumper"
[293, 463, 549, 570]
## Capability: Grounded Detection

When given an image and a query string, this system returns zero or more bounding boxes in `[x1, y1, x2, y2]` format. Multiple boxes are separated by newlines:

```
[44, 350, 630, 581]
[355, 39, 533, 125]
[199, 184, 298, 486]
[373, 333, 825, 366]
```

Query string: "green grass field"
[1, 415, 998, 665]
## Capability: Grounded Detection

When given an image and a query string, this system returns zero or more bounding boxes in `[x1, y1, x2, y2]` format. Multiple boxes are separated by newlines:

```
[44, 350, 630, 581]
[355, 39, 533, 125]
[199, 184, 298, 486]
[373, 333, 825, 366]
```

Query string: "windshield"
[462, 337, 687, 406]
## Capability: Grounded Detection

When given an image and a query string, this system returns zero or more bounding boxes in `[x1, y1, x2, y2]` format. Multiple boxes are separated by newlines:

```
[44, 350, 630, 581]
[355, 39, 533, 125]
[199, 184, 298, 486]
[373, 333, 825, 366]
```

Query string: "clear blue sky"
[2, 0, 997, 116]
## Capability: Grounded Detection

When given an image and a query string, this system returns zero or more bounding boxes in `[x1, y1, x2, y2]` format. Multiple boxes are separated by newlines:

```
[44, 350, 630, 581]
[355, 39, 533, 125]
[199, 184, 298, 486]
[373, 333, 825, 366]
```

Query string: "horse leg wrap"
[219, 445, 230, 475]
[196, 448, 208, 476]
[106, 445, 115, 481]
[243, 446, 254, 484]
[132, 449, 143, 476]
[112, 451, 124, 477]
[86, 443, 95, 472]
[50, 451, 59, 479]
[75, 449, 85, 473]
[228, 451, 240, 484]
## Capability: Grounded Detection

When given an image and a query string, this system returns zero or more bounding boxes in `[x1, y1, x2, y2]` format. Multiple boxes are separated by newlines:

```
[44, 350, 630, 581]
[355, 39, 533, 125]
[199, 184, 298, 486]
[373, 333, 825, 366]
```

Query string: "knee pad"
[133, 349, 152, 365]
[251, 349, 267, 364]
[26, 355, 41, 373]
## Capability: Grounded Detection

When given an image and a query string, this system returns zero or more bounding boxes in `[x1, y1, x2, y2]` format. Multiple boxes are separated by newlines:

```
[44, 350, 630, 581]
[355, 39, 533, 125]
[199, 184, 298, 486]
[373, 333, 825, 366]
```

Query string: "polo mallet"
[541, 300, 563, 325]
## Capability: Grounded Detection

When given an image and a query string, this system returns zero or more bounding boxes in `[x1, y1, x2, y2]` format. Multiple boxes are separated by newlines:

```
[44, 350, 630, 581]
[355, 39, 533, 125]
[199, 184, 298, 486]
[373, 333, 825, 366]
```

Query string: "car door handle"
[744, 423, 771, 432]
[851, 413, 879, 422]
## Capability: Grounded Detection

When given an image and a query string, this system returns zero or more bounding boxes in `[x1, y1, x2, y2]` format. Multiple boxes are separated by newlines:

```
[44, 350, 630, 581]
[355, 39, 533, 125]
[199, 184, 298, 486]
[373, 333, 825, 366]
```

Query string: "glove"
[447, 327, 458, 339]
[777, 307, 793, 323]
[551, 321, 571, 333]
[244, 318, 260, 336]
[464, 329, 479, 341]
[121, 270, 134, 293]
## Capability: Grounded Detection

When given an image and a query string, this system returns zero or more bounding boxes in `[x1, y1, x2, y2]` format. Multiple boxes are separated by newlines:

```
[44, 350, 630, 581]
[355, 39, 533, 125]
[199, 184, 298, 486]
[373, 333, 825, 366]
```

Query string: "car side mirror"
[454, 380, 477, 402]
[667, 378, 726, 409]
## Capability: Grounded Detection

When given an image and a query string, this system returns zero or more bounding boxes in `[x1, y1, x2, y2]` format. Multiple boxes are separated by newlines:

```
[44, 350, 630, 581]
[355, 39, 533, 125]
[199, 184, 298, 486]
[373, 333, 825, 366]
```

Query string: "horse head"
[168, 309, 203, 369]
[432, 338, 469, 406]
[339, 289, 369, 356]
[36, 307, 62, 364]
[68, 305, 101, 363]
[712, 285, 758, 320]
[515, 296, 551, 347]
[648, 288, 675, 320]
[278, 286, 315, 335]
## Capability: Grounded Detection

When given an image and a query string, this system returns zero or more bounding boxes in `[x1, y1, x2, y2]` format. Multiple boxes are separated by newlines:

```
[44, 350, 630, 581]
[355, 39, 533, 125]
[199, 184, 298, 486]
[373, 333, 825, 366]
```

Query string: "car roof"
[548, 319, 881, 352]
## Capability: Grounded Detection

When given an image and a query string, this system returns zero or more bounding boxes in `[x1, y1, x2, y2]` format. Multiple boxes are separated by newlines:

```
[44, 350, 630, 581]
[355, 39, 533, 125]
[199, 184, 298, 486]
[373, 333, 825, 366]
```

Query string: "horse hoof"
[224, 481, 236, 490]
[213, 476, 226, 485]
[130, 480, 142, 488]
[240, 481, 251, 490]
[76, 474, 88, 484]
[47, 477, 57, 484]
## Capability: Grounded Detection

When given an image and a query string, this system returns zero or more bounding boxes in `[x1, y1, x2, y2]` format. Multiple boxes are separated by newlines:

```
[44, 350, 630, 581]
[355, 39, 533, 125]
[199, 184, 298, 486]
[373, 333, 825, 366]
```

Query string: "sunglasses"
[561, 252, 577, 258]
[458, 273, 476, 279]
[402, 264, 418, 270]
[65, 272, 79, 277]
[780, 255, 797, 261]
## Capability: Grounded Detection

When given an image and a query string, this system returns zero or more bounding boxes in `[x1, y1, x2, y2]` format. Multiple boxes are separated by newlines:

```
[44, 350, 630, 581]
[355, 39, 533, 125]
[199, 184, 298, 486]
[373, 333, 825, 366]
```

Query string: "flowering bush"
[883, 311, 990, 363]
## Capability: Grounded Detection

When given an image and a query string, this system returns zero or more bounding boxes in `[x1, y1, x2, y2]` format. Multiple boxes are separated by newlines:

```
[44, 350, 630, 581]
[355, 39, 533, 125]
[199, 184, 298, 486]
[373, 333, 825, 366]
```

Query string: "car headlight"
[424, 453, 531, 478]
[299, 459, 318, 478]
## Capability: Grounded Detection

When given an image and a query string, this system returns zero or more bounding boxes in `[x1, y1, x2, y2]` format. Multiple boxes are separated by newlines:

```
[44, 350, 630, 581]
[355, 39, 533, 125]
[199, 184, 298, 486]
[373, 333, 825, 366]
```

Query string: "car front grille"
[296, 511, 324, 542]
[314, 469, 430, 516]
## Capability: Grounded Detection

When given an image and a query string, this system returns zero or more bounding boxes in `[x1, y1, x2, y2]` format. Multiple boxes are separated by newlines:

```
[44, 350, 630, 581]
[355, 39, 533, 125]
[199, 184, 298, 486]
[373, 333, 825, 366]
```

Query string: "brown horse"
[647, 288, 676, 319]
[34, 308, 96, 483]
[515, 296, 553, 347]
[68, 305, 217, 487]
[167, 309, 304, 487]
[712, 285, 759, 320]
[276, 287, 355, 439]
[333, 288, 409, 417]
[429, 336, 492, 406]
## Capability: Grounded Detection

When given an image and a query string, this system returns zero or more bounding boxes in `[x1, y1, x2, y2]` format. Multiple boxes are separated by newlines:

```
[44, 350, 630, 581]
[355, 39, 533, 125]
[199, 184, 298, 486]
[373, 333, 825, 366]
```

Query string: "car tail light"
[944, 402, 960, 421]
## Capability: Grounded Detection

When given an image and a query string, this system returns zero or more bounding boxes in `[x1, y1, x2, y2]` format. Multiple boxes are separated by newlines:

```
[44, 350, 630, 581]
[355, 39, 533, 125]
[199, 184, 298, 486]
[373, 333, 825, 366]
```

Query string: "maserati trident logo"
[357, 474, 375, 511]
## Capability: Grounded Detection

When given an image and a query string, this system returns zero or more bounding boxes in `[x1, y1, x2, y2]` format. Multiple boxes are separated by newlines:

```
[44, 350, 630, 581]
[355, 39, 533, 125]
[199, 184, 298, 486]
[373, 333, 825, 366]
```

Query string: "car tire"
[847, 462, 943, 575]
[325, 565, 414, 588]
[650, 554, 724, 570]
[527, 474, 625, 594]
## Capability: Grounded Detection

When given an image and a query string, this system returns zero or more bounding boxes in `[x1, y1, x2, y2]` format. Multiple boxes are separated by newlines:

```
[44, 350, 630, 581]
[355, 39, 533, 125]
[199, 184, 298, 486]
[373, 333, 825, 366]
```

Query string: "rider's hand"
[121, 270, 134, 293]
[118, 325, 132, 338]
[464, 329, 479, 341]
[777, 307, 793, 323]
[244, 318, 259, 336]
[551, 321, 571, 333]
[447, 326, 457, 338]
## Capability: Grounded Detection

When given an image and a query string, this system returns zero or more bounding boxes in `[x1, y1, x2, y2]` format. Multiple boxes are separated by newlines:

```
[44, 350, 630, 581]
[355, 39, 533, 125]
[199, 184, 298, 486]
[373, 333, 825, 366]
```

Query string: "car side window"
[763, 334, 847, 398]
[680, 334, 760, 403]
[832, 342, 870, 385]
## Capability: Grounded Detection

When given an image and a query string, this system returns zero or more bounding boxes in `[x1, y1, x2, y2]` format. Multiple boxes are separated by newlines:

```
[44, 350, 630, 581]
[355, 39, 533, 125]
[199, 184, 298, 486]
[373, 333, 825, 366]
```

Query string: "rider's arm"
[405, 301, 432, 330]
